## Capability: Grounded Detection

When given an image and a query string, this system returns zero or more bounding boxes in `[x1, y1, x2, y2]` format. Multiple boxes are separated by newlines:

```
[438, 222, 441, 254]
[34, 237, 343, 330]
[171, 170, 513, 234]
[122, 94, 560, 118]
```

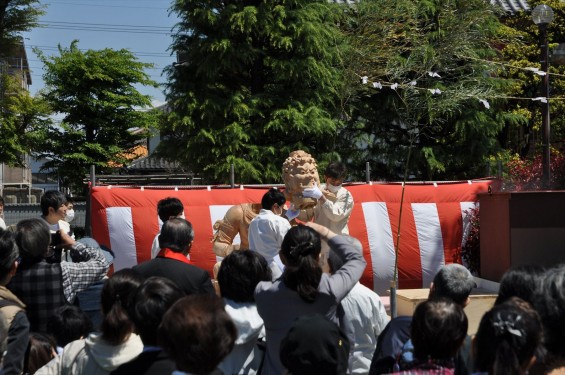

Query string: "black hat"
[280, 314, 350, 375]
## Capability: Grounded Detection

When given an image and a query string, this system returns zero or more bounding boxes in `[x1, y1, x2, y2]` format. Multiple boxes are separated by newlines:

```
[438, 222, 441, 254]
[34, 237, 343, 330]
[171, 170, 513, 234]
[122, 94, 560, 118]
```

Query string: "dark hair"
[24, 332, 57, 375]
[15, 218, 50, 260]
[474, 297, 542, 375]
[281, 225, 322, 303]
[157, 197, 184, 222]
[411, 298, 468, 361]
[129, 277, 185, 346]
[40, 190, 66, 216]
[533, 264, 565, 369]
[65, 195, 74, 206]
[158, 218, 194, 253]
[158, 294, 237, 375]
[261, 188, 286, 210]
[0, 229, 19, 281]
[280, 314, 350, 375]
[100, 268, 144, 345]
[0, 196, 4, 206]
[46, 305, 93, 347]
[327, 249, 344, 274]
[430, 263, 475, 305]
[324, 162, 347, 180]
[217, 250, 272, 302]
[495, 265, 545, 306]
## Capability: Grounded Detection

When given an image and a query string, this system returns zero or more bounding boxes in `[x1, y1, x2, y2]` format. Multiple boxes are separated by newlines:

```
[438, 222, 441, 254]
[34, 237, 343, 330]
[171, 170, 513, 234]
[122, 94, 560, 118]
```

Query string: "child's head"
[46, 305, 93, 348]
[411, 298, 468, 361]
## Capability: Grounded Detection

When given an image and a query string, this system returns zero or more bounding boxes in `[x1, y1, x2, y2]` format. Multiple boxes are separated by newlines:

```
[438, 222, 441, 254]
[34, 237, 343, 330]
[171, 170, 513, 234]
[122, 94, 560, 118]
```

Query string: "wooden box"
[479, 191, 565, 282]
[395, 278, 499, 335]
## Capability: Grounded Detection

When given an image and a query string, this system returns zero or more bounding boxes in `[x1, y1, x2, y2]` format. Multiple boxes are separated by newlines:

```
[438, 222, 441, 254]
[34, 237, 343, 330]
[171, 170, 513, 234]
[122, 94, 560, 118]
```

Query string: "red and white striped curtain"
[91, 180, 490, 294]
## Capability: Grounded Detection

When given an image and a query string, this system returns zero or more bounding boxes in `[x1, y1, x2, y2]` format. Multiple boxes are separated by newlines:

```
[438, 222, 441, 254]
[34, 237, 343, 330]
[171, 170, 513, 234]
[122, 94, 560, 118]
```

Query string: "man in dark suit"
[133, 218, 215, 295]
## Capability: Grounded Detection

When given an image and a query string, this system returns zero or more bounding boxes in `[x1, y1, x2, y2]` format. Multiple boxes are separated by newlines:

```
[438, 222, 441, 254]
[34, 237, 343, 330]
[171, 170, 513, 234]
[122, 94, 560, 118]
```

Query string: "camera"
[50, 231, 62, 248]
[46, 231, 63, 264]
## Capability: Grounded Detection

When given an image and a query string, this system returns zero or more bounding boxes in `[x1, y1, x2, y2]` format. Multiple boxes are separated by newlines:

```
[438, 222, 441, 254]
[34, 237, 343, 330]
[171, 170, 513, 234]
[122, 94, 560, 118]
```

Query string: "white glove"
[302, 183, 323, 200]
[285, 204, 301, 221]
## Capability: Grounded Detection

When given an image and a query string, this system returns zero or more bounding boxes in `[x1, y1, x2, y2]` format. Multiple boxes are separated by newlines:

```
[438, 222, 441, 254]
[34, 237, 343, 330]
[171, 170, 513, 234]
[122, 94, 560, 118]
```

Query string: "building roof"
[329, 0, 531, 13]
[107, 144, 149, 168]
[127, 154, 181, 171]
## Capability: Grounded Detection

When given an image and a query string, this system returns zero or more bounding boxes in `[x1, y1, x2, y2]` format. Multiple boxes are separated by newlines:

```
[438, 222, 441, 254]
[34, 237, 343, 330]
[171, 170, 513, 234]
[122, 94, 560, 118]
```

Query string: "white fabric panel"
[412, 203, 444, 288]
[362, 202, 395, 295]
[460, 201, 477, 250]
[106, 207, 137, 271]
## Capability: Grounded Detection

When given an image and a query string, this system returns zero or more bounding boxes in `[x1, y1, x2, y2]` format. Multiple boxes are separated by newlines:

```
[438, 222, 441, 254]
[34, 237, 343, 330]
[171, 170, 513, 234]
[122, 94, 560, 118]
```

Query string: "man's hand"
[302, 183, 323, 200]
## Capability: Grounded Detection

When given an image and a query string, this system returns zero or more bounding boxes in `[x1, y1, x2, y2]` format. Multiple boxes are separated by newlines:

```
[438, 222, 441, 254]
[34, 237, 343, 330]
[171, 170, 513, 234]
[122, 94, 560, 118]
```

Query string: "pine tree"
[160, 0, 348, 183]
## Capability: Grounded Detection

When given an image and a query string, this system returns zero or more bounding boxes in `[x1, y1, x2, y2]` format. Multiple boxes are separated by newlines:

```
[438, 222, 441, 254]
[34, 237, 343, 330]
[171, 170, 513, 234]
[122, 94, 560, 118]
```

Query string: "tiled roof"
[491, 0, 530, 12]
[128, 154, 181, 171]
[329, 0, 530, 13]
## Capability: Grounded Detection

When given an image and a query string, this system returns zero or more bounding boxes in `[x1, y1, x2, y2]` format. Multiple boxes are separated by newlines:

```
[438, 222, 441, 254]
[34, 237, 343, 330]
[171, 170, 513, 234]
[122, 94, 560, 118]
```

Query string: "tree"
[496, 0, 565, 158]
[159, 0, 348, 183]
[0, 0, 47, 165]
[339, 0, 526, 181]
[0, 0, 45, 58]
[0, 74, 51, 166]
[34, 41, 158, 190]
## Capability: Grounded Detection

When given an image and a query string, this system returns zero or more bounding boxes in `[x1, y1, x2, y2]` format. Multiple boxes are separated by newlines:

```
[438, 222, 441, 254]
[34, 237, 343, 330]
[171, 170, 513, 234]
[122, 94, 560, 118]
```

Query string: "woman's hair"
[495, 265, 545, 306]
[217, 250, 272, 302]
[100, 268, 144, 345]
[24, 332, 57, 375]
[129, 277, 185, 346]
[158, 294, 237, 375]
[280, 225, 322, 303]
[46, 305, 93, 347]
[411, 298, 468, 361]
[532, 264, 565, 369]
[474, 297, 542, 375]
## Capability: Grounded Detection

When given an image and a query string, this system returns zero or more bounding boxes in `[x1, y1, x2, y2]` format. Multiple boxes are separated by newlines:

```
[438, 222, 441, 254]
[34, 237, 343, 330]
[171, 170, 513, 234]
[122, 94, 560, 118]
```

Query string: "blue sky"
[24, 0, 178, 107]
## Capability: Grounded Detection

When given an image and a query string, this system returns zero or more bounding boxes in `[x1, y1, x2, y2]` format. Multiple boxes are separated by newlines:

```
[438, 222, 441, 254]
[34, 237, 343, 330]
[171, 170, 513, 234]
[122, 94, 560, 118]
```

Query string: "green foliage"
[497, 0, 565, 158]
[339, 0, 526, 181]
[0, 0, 45, 58]
[0, 74, 52, 166]
[159, 0, 348, 183]
[34, 41, 158, 189]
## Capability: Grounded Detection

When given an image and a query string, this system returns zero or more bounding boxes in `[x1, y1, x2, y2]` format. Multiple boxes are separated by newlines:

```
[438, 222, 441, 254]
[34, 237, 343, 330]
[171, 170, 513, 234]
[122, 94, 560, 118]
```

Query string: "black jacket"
[133, 257, 215, 296]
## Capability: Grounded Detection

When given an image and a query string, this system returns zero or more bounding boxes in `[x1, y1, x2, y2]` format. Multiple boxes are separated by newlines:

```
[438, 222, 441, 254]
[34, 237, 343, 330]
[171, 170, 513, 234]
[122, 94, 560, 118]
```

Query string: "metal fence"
[3, 202, 86, 229]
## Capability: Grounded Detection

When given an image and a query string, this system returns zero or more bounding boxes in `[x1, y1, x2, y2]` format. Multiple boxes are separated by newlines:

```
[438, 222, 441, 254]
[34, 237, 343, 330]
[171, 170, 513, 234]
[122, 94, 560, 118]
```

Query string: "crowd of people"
[0, 162, 561, 375]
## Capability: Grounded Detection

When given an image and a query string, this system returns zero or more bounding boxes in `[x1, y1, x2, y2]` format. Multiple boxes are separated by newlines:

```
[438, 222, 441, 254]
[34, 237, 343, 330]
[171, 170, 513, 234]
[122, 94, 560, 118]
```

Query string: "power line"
[45, 1, 168, 10]
[41, 20, 172, 30]
[36, 24, 173, 35]
[27, 45, 172, 58]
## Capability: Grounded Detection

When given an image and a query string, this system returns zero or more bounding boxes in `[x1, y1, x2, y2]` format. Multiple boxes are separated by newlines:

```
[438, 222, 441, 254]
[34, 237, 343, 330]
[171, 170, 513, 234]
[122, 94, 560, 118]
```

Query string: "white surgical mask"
[65, 209, 75, 223]
[327, 183, 341, 193]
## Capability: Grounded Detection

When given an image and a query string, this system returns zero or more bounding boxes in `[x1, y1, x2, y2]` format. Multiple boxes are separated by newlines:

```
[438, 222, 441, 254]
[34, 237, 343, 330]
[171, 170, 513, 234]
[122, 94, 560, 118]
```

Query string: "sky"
[23, 0, 178, 107]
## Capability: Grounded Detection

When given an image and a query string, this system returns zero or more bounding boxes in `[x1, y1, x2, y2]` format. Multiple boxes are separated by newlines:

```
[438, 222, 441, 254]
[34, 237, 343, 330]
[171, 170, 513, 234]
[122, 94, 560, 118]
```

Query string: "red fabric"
[156, 247, 192, 265]
[90, 181, 491, 291]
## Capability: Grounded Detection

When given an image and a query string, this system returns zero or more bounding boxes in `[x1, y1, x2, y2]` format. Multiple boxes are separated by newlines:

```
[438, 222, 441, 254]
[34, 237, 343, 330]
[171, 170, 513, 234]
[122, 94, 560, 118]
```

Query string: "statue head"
[282, 150, 321, 210]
